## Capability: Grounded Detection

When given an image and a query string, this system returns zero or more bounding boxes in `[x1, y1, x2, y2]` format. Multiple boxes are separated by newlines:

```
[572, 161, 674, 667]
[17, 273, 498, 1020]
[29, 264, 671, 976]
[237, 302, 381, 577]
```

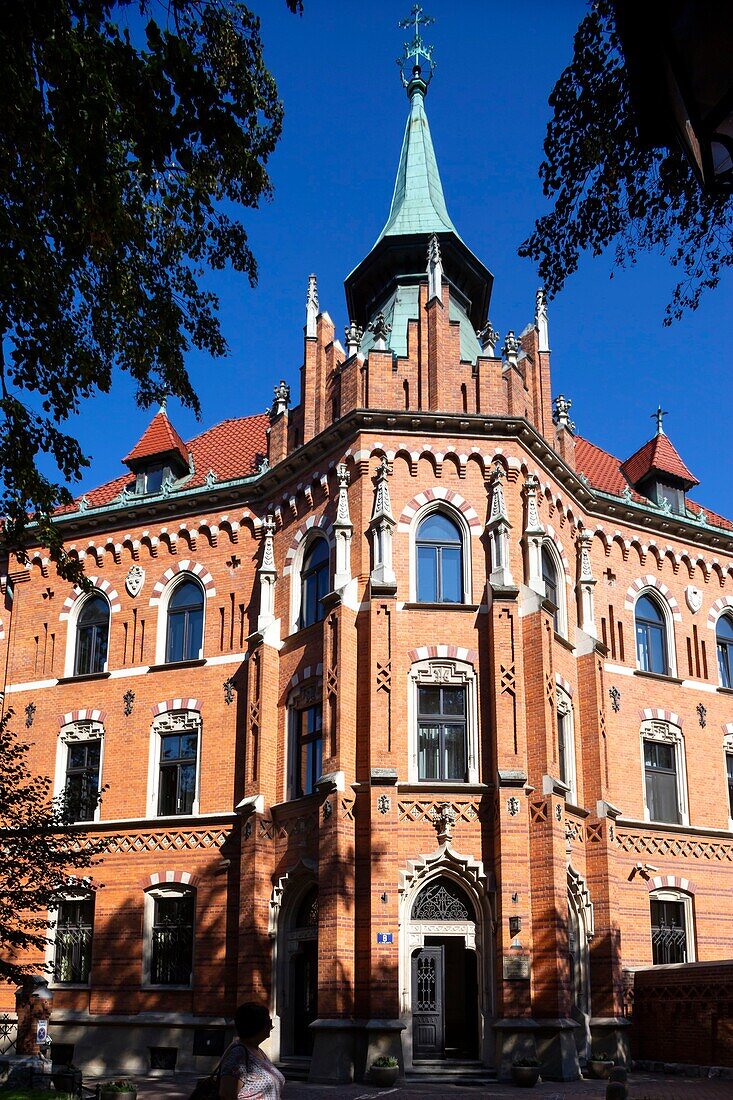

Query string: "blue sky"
[74, 0, 733, 518]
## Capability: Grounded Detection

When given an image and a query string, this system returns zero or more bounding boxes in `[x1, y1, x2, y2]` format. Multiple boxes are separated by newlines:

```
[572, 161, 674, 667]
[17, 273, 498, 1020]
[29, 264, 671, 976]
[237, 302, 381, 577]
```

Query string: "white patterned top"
[220, 1041, 284, 1100]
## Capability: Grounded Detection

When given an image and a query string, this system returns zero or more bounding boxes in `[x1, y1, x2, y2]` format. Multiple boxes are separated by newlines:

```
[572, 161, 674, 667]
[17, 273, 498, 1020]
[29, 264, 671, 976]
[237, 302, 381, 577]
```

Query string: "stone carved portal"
[399, 846, 494, 1069]
[269, 863, 318, 1062]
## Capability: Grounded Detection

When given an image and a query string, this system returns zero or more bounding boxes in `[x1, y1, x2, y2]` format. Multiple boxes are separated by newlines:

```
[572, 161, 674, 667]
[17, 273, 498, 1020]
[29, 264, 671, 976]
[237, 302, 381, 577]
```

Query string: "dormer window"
[135, 465, 169, 495]
[122, 406, 190, 498]
[620, 413, 698, 519]
[637, 476, 686, 515]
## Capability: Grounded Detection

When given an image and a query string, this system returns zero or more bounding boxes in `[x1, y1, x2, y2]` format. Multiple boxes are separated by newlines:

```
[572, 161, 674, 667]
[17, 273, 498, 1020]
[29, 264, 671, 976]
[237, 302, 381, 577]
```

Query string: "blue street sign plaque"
[376, 932, 393, 944]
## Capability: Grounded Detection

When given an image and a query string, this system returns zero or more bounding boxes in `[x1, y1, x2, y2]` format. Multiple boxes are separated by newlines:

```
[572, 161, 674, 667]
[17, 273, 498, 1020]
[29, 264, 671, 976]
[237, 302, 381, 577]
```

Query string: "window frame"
[53, 719, 105, 824]
[639, 720, 689, 826]
[416, 682, 468, 782]
[48, 891, 95, 988]
[716, 613, 733, 689]
[289, 531, 332, 634]
[142, 886, 195, 989]
[287, 680, 324, 800]
[147, 709, 202, 819]
[634, 590, 676, 677]
[409, 502, 472, 605]
[299, 537, 331, 630]
[73, 595, 111, 677]
[153, 573, 206, 665]
[415, 510, 465, 605]
[556, 690, 577, 804]
[649, 887, 695, 965]
[407, 658, 479, 784]
[165, 578, 205, 664]
[63, 589, 112, 678]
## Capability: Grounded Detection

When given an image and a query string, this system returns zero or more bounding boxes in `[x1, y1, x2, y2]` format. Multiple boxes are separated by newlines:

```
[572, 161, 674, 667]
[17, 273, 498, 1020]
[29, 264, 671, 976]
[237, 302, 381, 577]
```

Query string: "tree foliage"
[0, 709, 111, 985]
[0, 0, 299, 584]
[520, 0, 733, 325]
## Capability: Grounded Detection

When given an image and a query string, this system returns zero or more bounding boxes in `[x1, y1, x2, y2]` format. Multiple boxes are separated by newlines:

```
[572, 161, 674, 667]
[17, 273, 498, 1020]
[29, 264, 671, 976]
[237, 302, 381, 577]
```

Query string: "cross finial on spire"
[652, 404, 668, 435]
[397, 5, 435, 89]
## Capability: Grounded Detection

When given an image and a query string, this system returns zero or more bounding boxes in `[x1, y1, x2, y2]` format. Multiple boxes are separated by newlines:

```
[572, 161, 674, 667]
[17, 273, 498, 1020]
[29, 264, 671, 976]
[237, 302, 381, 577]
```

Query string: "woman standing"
[219, 1003, 285, 1100]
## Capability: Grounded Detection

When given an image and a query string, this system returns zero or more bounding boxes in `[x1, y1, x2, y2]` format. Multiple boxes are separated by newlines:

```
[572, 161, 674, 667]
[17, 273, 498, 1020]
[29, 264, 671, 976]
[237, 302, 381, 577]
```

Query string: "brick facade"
[2, 68, 733, 1085]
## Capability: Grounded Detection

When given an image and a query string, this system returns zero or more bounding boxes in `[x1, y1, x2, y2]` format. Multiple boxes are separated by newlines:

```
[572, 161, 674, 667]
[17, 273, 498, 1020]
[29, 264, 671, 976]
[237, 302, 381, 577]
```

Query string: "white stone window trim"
[153, 572, 206, 666]
[724, 733, 733, 832]
[146, 708, 203, 819]
[408, 500, 473, 605]
[53, 718, 106, 824]
[288, 530, 333, 636]
[714, 610, 733, 688]
[407, 657, 479, 784]
[45, 882, 95, 990]
[648, 886, 696, 963]
[556, 689, 578, 805]
[633, 587, 678, 678]
[285, 678, 323, 801]
[62, 589, 112, 678]
[141, 883, 196, 989]
[541, 537, 569, 639]
[639, 719, 689, 827]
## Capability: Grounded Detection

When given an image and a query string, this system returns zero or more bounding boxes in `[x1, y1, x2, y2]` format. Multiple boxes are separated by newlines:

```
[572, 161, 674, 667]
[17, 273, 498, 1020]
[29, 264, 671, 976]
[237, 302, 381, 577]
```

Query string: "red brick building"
[3, 56, 733, 1084]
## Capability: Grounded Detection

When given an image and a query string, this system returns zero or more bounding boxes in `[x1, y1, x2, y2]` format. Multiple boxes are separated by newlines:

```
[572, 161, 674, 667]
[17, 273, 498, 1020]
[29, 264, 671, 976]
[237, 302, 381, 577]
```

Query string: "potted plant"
[369, 1055, 399, 1087]
[99, 1078, 138, 1100]
[511, 1056, 541, 1087]
[587, 1055, 615, 1079]
[52, 1063, 83, 1097]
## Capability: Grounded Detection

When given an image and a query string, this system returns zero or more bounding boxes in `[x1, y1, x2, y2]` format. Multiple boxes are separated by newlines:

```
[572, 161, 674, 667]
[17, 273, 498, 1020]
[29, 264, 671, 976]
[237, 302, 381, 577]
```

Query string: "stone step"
[276, 1057, 311, 1081]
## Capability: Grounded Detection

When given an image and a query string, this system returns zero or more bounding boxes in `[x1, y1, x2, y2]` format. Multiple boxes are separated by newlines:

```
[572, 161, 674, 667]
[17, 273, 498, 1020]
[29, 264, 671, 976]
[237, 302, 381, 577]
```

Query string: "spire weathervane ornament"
[397, 4, 436, 88]
[652, 405, 668, 436]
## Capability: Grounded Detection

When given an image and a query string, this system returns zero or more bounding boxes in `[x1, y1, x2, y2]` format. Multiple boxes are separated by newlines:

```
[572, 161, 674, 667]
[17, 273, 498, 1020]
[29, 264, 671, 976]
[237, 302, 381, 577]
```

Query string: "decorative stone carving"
[523, 474, 545, 594]
[152, 709, 200, 735]
[697, 703, 707, 728]
[270, 380, 290, 421]
[477, 322, 499, 356]
[370, 457, 397, 592]
[223, 678, 236, 705]
[305, 274, 319, 338]
[553, 394, 575, 433]
[686, 585, 703, 613]
[333, 463, 353, 590]
[576, 530, 597, 637]
[412, 880, 471, 920]
[368, 311, 392, 351]
[344, 320, 363, 358]
[123, 690, 135, 717]
[257, 514, 277, 631]
[609, 686, 621, 713]
[430, 803, 457, 844]
[507, 796, 520, 817]
[378, 794, 391, 816]
[487, 463, 514, 588]
[125, 565, 145, 598]
[502, 330, 519, 367]
[427, 234, 444, 301]
[535, 287, 549, 352]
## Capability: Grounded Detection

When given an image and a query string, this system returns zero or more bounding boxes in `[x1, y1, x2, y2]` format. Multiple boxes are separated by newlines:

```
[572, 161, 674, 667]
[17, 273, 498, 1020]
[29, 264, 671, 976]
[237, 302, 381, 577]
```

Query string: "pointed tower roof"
[345, 58, 492, 333]
[123, 405, 189, 471]
[620, 409, 698, 490]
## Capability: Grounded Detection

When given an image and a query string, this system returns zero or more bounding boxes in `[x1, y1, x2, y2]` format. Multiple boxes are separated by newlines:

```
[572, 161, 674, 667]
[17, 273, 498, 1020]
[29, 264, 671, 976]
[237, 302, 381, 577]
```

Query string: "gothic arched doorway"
[568, 868, 594, 1066]
[273, 878, 319, 1060]
[409, 877, 479, 1061]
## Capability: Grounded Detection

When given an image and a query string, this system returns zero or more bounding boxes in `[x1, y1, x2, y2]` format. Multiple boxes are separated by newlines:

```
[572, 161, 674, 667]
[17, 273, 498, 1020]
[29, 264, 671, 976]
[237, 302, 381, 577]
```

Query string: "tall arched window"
[416, 511, 463, 604]
[717, 614, 733, 688]
[542, 545, 560, 632]
[635, 594, 669, 675]
[300, 538, 330, 628]
[166, 580, 204, 663]
[74, 595, 109, 676]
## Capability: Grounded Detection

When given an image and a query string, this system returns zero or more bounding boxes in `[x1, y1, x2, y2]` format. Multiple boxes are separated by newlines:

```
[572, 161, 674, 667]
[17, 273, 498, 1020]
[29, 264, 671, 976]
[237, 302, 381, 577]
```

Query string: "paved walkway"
[132, 1069, 733, 1100]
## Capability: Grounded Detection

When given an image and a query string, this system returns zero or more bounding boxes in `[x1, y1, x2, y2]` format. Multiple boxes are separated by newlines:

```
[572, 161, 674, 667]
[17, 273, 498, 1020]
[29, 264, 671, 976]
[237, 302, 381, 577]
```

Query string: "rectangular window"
[54, 898, 94, 984]
[644, 739, 680, 824]
[65, 741, 101, 822]
[150, 894, 194, 985]
[296, 704, 323, 797]
[558, 711, 568, 786]
[158, 731, 198, 815]
[418, 685, 467, 781]
[727, 753, 733, 820]
[650, 898, 687, 964]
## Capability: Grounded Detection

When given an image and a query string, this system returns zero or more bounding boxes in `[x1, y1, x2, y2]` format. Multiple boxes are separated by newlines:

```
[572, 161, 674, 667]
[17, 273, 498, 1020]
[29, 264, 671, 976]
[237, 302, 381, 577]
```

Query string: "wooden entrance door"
[412, 946, 445, 1057]
[292, 938, 318, 1055]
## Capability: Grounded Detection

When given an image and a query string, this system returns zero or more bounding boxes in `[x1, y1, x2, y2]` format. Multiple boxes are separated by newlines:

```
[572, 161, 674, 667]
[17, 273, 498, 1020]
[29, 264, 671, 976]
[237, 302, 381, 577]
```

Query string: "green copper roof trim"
[360, 282, 482, 363]
[375, 84, 461, 244]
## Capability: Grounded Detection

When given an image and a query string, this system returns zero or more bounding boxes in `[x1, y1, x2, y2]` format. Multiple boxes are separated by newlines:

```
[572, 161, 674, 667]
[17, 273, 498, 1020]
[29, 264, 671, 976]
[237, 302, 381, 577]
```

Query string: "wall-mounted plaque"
[503, 954, 531, 980]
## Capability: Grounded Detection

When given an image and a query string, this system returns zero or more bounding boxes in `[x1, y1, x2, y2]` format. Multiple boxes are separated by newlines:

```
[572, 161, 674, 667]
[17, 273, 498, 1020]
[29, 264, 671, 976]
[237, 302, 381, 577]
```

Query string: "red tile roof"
[123, 410, 190, 467]
[64, 413, 268, 512]
[575, 435, 732, 532]
[620, 432, 698, 489]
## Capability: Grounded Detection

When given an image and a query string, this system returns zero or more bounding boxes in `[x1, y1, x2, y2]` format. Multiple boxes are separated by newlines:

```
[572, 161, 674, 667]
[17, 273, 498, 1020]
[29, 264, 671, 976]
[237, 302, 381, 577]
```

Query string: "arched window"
[74, 596, 109, 676]
[300, 538, 330, 629]
[416, 511, 463, 604]
[165, 580, 204, 663]
[649, 888, 695, 965]
[717, 614, 733, 688]
[542, 545, 560, 632]
[635, 593, 669, 675]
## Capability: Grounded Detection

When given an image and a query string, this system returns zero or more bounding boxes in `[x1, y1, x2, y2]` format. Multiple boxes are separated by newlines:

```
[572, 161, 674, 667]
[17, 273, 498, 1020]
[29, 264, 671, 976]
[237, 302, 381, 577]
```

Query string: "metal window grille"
[151, 896, 194, 985]
[54, 900, 93, 983]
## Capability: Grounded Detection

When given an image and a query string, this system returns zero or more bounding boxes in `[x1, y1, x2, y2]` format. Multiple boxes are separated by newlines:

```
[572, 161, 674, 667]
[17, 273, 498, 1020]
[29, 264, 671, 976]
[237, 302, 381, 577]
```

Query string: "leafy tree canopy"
[0, 709, 110, 985]
[520, 0, 733, 325]
[0, 0, 299, 584]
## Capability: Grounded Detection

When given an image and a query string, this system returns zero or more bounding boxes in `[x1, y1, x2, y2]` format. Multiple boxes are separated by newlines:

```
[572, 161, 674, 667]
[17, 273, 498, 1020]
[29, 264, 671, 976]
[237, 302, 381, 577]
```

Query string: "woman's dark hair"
[234, 1001, 271, 1040]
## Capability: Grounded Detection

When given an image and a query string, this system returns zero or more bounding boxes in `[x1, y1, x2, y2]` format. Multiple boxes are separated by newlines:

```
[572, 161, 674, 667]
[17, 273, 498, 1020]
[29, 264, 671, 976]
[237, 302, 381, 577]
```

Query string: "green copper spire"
[377, 6, 458, 242]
